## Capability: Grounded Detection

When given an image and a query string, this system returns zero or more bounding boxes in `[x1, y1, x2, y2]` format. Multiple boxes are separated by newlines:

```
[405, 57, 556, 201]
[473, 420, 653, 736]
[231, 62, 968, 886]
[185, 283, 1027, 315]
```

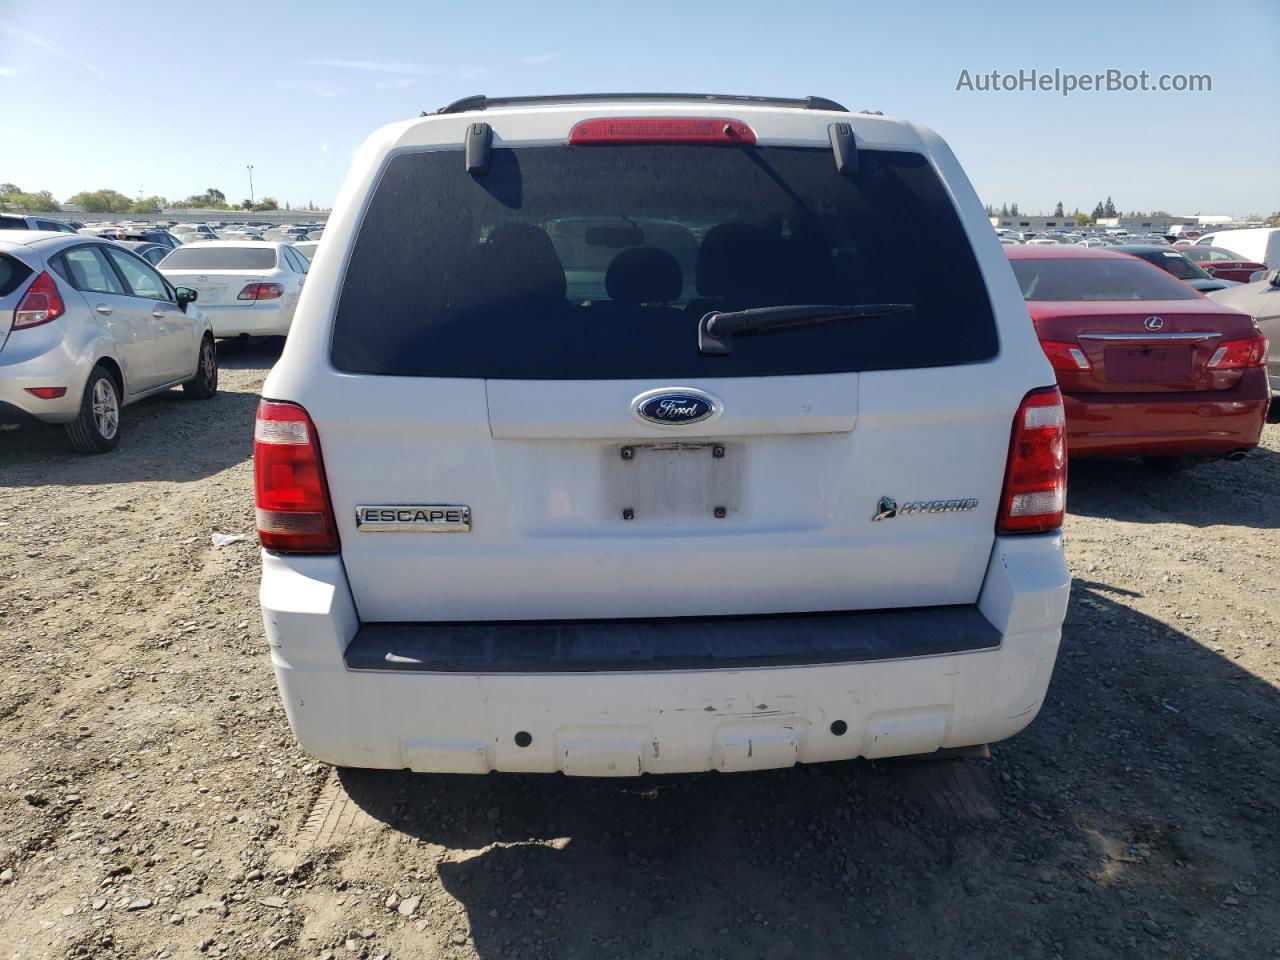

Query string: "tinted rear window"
[0, 215, 30, 230]
[1147, 251, 1205, 281]
[0, 254, 34, 297]
[1010, 257, 1201, 302]
[332, 145, 997, 379]
[1183, 247, 1244, 262]
[160, 247, 276, 270]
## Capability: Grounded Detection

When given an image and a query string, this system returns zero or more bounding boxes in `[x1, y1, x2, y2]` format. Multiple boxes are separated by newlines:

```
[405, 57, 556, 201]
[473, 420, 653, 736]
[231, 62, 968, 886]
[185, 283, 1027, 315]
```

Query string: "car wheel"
[183, 336, 218, 400]
[65, 365, 121, 454]
[1141, 456, 1192, 473]
[1267, 397, 1280, 425]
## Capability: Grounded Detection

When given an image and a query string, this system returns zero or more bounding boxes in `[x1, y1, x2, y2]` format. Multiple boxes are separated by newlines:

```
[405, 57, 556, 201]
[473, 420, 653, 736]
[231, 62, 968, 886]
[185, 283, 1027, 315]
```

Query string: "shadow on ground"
[331, 582, 1279, 960]
[1068, 445, 1280, 529]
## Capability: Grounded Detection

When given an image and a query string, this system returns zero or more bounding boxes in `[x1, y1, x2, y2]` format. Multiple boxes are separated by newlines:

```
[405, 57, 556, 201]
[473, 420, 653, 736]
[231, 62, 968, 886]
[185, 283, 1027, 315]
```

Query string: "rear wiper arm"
[698, 303, 914, 355]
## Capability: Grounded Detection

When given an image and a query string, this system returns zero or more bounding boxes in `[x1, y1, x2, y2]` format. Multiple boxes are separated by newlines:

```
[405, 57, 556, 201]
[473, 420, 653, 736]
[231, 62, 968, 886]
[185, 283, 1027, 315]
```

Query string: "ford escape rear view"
[257, 93, 1071, 776]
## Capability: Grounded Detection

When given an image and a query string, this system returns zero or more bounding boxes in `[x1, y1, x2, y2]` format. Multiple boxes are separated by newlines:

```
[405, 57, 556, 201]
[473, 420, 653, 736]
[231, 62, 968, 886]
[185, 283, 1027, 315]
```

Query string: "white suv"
[256, 93, 1070, 776]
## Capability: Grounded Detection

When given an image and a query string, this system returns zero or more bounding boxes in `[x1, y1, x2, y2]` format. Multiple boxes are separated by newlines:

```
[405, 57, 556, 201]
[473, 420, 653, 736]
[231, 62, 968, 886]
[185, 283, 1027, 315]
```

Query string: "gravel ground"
[1, 338, 1277, 960]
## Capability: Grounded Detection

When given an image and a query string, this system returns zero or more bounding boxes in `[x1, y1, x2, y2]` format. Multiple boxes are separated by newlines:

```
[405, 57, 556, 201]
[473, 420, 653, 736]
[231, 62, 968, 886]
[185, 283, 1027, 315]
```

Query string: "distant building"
[989, 215, 1080, 231]
[1094, 216, 1198, 232]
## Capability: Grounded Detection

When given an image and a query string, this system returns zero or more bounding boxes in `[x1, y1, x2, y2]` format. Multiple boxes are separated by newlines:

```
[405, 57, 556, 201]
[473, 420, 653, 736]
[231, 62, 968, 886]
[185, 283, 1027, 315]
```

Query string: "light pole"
[247, 165, 255, 207]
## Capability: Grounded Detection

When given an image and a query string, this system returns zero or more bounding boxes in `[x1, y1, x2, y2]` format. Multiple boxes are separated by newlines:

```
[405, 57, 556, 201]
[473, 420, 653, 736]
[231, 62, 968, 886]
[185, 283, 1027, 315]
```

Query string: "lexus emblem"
[1144, 316, 1165, 331]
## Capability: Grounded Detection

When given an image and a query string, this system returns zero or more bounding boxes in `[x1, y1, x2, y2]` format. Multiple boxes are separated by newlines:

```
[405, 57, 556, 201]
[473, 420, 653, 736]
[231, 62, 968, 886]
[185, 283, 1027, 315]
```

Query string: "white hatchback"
[256, 93, 1071, 776]
[159, 241, 308, 337]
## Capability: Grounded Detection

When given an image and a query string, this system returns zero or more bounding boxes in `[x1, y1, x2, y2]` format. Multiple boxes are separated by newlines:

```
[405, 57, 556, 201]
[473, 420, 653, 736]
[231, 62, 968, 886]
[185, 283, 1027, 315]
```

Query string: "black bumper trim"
[0, 401, 41, 425]
[344, 605, 999, 673]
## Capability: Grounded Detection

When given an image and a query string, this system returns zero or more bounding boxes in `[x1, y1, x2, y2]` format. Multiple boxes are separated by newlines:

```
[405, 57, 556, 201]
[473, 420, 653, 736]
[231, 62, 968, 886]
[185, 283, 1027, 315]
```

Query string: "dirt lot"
[1, 339, 1277, 960]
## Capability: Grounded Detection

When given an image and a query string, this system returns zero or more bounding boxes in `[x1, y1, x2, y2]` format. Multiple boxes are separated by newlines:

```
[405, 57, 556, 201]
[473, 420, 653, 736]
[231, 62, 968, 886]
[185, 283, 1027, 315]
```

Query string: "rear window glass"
[332, 144, 998, 379]
[159, 247, 276, 270]
[0, 215, 29, 230]
[1150, 252, 1206, 280]
[1010, 257, 1201, 302]
[0, 254, 34, 297]
[1184, 247, 1244, 263]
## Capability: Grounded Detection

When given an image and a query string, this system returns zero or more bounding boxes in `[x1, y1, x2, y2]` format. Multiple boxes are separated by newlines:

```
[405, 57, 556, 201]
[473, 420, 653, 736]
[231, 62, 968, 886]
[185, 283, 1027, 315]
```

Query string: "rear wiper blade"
[698, 303, 914, 355]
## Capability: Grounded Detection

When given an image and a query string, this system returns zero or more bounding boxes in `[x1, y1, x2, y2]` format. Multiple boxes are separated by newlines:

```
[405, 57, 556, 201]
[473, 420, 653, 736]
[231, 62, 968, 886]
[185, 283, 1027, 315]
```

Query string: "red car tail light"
[25, 387, 67, 399]
[238, 282, 285, 301]
[997, 387, 1067, 535]
[569, 116, 757, 146]
[1207, 334, 1267, 369]
[1039, 340, 1091, 371]
[13, 272, 66, 329]
[254, 400, 339, 553]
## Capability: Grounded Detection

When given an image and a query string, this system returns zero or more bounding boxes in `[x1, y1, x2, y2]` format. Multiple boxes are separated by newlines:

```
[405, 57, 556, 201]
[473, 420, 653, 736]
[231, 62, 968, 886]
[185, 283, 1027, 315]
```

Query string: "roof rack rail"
[431, 93, 850, 116]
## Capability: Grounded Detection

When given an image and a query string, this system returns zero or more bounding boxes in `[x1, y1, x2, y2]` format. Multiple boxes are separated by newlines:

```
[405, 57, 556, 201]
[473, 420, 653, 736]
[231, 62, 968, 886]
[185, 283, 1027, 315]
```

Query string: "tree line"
[0, 184, 311, 215]
[982, 198, 1280, 226]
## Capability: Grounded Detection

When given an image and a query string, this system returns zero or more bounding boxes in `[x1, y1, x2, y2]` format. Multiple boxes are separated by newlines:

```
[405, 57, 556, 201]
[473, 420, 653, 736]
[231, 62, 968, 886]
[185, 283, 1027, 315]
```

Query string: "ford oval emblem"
[632, 388, 719, 426]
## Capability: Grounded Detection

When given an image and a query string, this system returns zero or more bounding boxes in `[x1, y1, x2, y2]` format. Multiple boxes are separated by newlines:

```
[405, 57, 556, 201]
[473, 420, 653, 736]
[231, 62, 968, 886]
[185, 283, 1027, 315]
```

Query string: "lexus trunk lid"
[1030, 300, 1259, 393]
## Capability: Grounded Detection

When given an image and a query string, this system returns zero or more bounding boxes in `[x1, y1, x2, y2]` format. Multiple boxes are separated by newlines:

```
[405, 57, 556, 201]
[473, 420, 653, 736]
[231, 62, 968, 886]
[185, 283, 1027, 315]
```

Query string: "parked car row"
[0, 228, 217, 452]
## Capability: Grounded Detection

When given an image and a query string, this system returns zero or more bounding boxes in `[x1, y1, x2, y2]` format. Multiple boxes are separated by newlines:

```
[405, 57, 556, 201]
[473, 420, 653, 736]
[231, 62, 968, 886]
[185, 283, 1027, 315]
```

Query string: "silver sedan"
[0, 231, 217, 453]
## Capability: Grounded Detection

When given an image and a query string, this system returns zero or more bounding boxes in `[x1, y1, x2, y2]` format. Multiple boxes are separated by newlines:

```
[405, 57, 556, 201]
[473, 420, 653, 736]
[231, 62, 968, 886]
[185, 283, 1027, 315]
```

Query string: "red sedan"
[1005, 246, 1269, 464]
[1182, 246, 1268, 283]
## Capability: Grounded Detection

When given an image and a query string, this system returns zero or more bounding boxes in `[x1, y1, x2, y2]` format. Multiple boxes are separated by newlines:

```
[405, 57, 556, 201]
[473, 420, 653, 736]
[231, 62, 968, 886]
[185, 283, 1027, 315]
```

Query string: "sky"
[1, 0, 1277, 216]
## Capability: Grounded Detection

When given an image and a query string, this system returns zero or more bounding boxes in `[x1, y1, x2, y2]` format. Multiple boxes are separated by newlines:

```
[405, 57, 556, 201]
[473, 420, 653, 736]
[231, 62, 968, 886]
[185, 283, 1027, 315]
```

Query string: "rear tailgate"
[0, 250, 37, 354]
[311, 365, 1015, 621]
[275, 106, 1046, 623]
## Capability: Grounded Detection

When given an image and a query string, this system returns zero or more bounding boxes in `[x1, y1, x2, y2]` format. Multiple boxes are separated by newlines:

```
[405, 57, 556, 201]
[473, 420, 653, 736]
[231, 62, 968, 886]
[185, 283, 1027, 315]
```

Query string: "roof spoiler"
[430, 92, 851, 115]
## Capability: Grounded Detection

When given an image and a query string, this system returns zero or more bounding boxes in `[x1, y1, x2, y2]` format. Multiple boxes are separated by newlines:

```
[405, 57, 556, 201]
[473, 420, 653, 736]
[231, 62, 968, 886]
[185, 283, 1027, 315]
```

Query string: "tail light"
[997, 387, 1067, 535]
[1207, 334, 1267, 369]
[238, 282, 284, 301]
[1039, 340, 1091, 371]
[570, 116, 757, 146]
[25, 387, 67, 399]
[254, 400, 339, 553]
[13, 272, 66, 329]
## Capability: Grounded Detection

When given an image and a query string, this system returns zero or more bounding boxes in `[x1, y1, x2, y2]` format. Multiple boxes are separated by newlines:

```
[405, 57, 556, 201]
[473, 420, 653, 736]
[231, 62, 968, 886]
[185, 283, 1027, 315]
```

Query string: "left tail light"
[238, 283, 284, 301]
[1039, 340, 1091, 371]
[13, 272, 66, 329]
[254, 400, 339, 553]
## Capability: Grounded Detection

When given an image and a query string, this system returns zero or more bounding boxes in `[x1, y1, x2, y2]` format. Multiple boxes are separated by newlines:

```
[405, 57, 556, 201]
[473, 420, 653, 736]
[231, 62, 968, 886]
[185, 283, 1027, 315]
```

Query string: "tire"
[1141, 456, 1192, 473]
[1267, 397, 1280, 425]
[64, 365, 121, 454]
[183, 335, 218, 400]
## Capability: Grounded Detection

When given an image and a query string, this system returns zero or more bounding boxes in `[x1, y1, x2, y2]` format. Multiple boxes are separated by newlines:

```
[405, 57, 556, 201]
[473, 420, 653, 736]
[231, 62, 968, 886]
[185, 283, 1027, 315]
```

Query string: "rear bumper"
[260, 535, 1070, 775]
[1063, 367, 1269, 458]
[0, 337, 89, 424]
[200, 301, 292, 337]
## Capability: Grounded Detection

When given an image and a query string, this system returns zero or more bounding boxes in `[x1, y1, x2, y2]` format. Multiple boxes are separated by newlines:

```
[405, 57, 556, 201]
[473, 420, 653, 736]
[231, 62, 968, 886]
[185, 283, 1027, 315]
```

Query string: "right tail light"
[997, 387, 1067, 535]
[254, 400, 339, 553]
[1207, 334, 1267, 369]
[13, 272, 66, 329]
